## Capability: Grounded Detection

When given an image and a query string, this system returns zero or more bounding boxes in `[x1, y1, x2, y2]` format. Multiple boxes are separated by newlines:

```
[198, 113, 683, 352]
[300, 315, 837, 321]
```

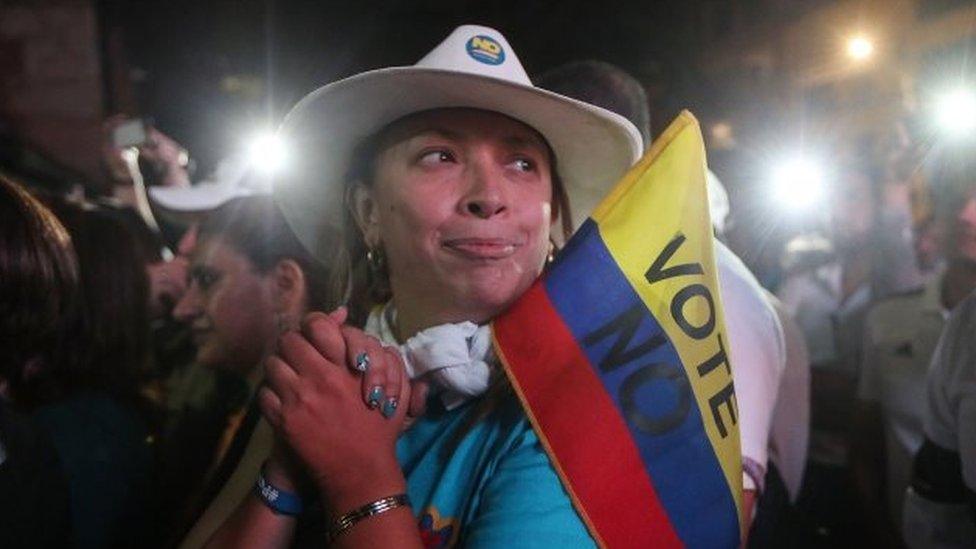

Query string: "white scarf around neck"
[364, 303, 495, 410]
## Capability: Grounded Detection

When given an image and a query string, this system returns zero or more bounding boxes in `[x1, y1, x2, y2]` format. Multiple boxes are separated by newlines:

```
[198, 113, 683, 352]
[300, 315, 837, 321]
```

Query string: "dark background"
[98, 0, 820, 176]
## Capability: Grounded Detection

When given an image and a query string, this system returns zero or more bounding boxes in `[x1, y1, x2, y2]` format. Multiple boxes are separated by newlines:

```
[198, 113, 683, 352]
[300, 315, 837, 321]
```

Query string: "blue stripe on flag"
[543, 219, 739, 548]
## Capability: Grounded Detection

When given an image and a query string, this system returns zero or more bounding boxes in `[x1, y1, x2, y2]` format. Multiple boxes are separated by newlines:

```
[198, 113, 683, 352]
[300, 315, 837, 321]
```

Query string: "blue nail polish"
[381, 398, 398, 418]
[367, 386, 383, 408]
[355, 352, 370, 372]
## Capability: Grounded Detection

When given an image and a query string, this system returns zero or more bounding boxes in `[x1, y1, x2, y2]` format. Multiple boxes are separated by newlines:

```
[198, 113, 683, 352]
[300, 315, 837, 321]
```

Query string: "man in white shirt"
[766, 293, 811, 503]
[536, 61, 790, 531]
[853, 158, 976, 544]
[853, 277, 947, 543]
[903, 291, 976, 548]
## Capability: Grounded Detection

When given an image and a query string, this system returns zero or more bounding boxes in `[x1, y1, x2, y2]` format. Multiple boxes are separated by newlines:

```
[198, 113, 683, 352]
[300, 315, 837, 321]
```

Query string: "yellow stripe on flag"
[591, 111, 744, 526]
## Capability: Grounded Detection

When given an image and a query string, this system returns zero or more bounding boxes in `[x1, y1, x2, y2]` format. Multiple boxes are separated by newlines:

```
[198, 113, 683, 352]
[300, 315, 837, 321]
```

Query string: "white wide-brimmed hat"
[148, 155, 263, 215]
[273, 24, 643, 262]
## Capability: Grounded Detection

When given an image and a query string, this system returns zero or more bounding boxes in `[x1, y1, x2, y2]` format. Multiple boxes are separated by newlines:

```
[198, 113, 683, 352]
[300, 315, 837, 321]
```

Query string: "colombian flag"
[493, 111, 743, 548]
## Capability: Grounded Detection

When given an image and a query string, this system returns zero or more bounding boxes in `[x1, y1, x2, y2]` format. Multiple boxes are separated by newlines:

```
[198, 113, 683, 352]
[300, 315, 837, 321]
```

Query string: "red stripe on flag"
[493, 282, 683, 548]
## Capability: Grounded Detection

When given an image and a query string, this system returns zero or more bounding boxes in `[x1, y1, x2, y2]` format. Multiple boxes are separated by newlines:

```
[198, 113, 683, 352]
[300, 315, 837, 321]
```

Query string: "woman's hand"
[101, 116, 191, 187]
[258, 309, 410, 511]
[338, 323, 430, 428]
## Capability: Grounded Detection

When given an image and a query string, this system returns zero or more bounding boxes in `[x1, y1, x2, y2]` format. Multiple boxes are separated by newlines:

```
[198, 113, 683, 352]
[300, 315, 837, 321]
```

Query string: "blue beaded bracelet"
[254, 464, 304, 516]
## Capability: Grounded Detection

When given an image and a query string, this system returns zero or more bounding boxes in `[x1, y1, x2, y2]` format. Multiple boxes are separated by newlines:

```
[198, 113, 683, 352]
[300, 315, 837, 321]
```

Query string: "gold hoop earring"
[366, 247, 385, 273]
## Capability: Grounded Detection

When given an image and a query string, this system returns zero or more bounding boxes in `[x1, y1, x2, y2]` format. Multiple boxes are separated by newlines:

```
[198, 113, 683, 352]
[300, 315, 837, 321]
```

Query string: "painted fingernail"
[355, 351, 370, 372]
[381, 397, 398, 419]
[367, 386, 383, 408]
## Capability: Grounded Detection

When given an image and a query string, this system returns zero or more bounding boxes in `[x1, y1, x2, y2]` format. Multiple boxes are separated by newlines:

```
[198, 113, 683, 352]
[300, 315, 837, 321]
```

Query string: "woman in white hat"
[207, 25, 641, 547]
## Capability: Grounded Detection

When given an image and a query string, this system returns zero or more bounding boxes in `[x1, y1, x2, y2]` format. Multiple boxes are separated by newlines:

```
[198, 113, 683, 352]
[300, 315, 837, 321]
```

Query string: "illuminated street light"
[935, 88, 976, 137]
[247, 132, 286, 175]
[846, 36, 874, 61]
[771, 156, 826, 212]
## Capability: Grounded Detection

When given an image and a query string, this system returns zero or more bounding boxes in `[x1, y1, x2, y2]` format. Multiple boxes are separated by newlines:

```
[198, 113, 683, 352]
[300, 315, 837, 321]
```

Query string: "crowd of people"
[1, 24, 974, 548]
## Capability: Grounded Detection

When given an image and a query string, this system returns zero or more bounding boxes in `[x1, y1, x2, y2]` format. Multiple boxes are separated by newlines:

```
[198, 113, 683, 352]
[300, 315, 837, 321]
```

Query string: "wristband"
[253, 464, 304, 516]
[328, 493, 411, 541]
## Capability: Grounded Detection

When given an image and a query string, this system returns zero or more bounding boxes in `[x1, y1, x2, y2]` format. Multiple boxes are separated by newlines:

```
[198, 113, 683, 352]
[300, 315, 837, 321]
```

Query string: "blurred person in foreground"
[537, 60, 796, 541]
[35, 200, 157, 548]
[902, 290, 976, 548]
[99, 116, 198, 416]
[0, 175, 73, 548]
[852, 156, 976, 544]
[160, 195, 344, 544]
[100, 115, 195, 317]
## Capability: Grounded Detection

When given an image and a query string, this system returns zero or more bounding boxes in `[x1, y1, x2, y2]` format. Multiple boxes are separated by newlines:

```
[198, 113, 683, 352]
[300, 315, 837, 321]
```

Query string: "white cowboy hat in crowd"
[273, 24, 643, 262]
[148, 155, 262, 215]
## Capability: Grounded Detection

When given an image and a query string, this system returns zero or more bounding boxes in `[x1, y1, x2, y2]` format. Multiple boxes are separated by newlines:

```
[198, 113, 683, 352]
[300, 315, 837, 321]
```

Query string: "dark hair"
[0, 176, 80, 406]
[342, 108, 573, 323]
[48, 203, 151, 401]
[198, 195, 344, 313]
[536, 60, 651, 148]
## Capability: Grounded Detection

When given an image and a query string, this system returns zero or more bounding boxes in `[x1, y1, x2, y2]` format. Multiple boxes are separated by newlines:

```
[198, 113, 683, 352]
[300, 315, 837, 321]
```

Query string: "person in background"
[532, 60, 651, 237]
[132, 155, 287, 544]
[706, 170, 813, 530]
[853, 156, 976, 544]
[101, 115, 193, 203]
[0, 175, 73, 548]
[160, 195, 344, 544]
[145, 155, 269, 426]
[34, 200, 156, 548]
[872, 121, 927, 298]
[707, 174, 814, 546]
[99, 115, 199, 423]
[776, 162, 877, 543]
[535, 60, 789, 538]
[750, 293, 814, 547]
[777, 162, 875, 378]
[100, 114, 273, 536]
[903, 291, 976, 548]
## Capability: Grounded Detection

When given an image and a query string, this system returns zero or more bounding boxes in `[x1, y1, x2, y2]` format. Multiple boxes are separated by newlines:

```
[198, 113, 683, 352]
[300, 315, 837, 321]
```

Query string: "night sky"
[103, 0, 713, 174]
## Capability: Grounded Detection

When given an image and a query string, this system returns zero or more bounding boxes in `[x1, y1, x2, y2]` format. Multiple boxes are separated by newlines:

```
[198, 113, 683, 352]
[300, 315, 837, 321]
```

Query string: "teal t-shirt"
[397, 391, 596, 548]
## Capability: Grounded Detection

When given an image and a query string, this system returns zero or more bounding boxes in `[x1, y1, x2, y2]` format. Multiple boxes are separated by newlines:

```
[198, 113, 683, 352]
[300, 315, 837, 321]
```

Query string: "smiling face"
[353, 109, 555, 335]
[173, 236, 277, 373]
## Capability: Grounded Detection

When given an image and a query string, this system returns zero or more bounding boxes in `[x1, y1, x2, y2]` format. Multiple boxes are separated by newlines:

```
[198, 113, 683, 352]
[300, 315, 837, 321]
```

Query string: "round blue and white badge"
[466, 35, 505, 65]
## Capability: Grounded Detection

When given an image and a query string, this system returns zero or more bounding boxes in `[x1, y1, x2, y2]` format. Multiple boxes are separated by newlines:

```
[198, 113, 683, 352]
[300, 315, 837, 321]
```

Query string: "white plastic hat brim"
[274, 67, 642, 262]
[148, 183, 250, 213]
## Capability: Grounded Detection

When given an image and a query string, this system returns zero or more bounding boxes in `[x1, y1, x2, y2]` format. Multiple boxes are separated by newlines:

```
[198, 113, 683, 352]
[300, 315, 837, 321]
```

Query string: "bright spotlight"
[771, 157, 826, 211]
[247, 132, 286, 174]
[935, 88, 976, 137]
[846, 36, 874, 61]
